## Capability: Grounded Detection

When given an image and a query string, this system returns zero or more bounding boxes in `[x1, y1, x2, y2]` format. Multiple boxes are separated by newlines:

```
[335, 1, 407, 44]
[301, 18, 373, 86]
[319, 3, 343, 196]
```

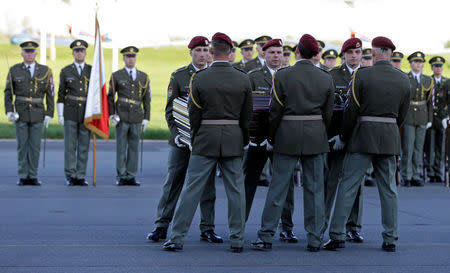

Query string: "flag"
[84, 15, 109, 140]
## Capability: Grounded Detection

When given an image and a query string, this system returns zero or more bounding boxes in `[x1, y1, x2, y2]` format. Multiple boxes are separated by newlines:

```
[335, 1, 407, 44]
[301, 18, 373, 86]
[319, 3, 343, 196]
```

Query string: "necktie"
[415, 76, 420, 84]
[78, 65, 82, 76]
[129, 70, 133, 80]
[27, 65, 32, 77]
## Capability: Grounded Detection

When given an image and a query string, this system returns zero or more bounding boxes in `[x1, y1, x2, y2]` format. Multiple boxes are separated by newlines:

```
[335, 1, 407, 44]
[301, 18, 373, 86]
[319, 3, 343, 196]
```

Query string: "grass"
[1, 41, 450, 139]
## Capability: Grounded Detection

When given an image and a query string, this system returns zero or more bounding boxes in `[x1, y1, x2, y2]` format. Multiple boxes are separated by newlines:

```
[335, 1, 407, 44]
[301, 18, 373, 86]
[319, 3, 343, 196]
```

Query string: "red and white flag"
[84, 16, 109, 139]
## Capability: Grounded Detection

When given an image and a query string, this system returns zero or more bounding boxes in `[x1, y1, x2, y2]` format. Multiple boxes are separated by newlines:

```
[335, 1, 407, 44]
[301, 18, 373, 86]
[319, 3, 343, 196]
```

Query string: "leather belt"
[282, 115, 322, 121]
[66, 95, 87, 101]
[201, 119, 239, 125]
[359, 116, 396, 123]
[15, 96, 43, 103]
[410, 100, 426, 106]
[118, 97, 141, 105]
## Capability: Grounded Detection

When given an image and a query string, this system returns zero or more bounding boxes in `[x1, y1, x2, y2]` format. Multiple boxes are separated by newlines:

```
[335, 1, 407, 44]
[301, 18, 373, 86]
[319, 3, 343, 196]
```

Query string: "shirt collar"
[74, 62, 85, 70]
[411, 71, 421, 79]
[434, 76, 442, 83]
[345, 63, 360, 75]
[25, 62, 36, 69]
[125, 66, 137, 74]
[192, 63, 207, 71]
[267, 66, 276, 77]
[258, 56, 265, 65]
[315, 62, 321, 68]
[211, 60, 229, 65]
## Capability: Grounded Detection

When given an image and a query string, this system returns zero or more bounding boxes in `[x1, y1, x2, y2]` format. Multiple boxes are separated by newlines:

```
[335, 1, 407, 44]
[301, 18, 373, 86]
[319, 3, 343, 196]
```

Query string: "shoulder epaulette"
[174, 65, 189, 74]
[248, 67, 263, 74]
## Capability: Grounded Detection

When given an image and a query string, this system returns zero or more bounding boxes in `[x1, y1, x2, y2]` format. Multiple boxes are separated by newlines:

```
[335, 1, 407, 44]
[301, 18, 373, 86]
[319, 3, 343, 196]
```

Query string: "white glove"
[329, 135, 345, 151]
[44, 115, 52, 128]
[249, 141, 257, 147]
[260, 139, 269, 146]
[57, 103, 64, 125]
[244, 144, 249, 150]
[266, 142, 273, 152]
[174, 134, 187, 148]
[142, 119, 149, 130]
[7, 112, 19, 122]
[109, 114, 120, 126]
[442, 118, 448, 129]
[426, 122, 432, 129]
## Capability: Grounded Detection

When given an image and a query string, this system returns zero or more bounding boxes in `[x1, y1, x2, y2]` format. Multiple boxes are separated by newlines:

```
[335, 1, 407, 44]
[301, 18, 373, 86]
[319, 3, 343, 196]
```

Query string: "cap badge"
[76, 41, 81, 46]
[417, 53, 421, 57]
[130, 48, 134, 52]
[356, 42, 360, 47]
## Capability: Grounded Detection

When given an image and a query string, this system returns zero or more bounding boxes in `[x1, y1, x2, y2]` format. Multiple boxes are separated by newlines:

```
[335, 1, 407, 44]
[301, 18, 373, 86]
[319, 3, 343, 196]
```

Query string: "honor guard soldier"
[148, 36, 222, 244]
[233, 39, 254, 70]
[57, 40, 91, 186]
[228, 41, 238, 63]
[361, 48, 373, 67]
[325, 37, 410, 252]
[325, 38, 365, 244]
[163, 32, 252, 253]
[391, 51, 404, 70]
[424, 56, 448, 183]
[243, 35, 271, 72]
[4, 41, 54, 186]
[322, 49, 338, 70]
[252, 34, 334, 252]
[107, 46, 150, 186]
[400, 51, 433, 187]
[281, 45, 294, 67]
[312, 40, 328, 69]
[245, 39, 298, 243]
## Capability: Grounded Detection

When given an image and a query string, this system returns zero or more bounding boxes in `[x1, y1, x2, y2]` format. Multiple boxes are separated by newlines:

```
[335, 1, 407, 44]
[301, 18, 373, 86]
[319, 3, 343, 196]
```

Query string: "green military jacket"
[57, 63, 92, 123]
[269, 60, 334, 156]
[248, 65, 273, 143]
[243, 57, 263, 73]
[430, 75, 448, 130]
[189, 62, 253, 157]
[232, 60, 246, 70]
[165, 63, 197, 147]
[107, 68, 151, 124]
[404, 71, 433, 126]
[4, 62, 54, 123]
[342, 60, 411, 155]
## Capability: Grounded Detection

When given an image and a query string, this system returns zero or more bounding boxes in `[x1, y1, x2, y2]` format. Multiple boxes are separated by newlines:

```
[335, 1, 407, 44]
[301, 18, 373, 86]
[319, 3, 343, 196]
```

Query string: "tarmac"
[0, 140, 449, 273]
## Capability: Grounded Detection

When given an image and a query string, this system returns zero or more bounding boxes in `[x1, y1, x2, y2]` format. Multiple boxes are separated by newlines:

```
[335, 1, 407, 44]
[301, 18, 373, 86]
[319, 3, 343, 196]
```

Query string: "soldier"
[252, 34, 334, 252]
[228, 41, 238, 64]
[425, 56, 448, 183]
[312, 40, 328, 69]
[107, 46, 151, 186]
[244, 39, 298, 243]
[282, 45, 294, 67]
[361, 48, 373, 67]
[325, 38, 365, 244]
[391, 51, 404, 70]
[147, 36, 222, 244]
[243, 35, 271, 72]
[232, 39, 254, 70]
[339, 51, 345, 65]
[57, 40, 91, 186]
[4, 41, 54, 186]
[163, 32, 252, 253]
[324, 37, 410, 252]
[400, 51, 433, 187]
[322, 49, 338, 70]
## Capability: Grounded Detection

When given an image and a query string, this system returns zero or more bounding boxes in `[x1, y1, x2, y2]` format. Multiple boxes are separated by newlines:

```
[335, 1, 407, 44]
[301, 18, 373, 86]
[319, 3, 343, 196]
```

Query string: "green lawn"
[1, 42, 449, 139]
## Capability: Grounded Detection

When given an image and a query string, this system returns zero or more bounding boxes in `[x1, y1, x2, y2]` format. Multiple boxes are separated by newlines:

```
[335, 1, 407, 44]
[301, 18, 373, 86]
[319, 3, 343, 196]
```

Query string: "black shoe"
[77, 179, 88, 186]
[147, 227, 167, 242]
[28, 178, 41, 186]
[346, 230, 364, 243]
[66, 178, 77, 186]
[279, 230, 299, 243]
[381, 242, 396, 252]
[434, 176, 443, 183]
[200, 230, 223, 243]
[411, 179, 424, 187]
[403, 179, 411, 187]
[323, 239, 345, 250]
[307, 245, 320, 252]
[251, 238, 272, 251]
[127, 178, 141, 186]
[364, 178, 376, 187]
[230, 246, 243, 253]
[428, 176, 437, 183]
[17, 178, 28, 186]
[116, 178, 128, 186]
[257, 179, 269, 187]
[162, 240, 183, 251]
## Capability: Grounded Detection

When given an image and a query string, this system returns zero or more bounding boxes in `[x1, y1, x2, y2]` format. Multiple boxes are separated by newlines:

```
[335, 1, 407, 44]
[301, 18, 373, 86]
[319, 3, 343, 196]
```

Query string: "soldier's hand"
[58, 116, 64, 125]
[57, 103, 64, 125]
[6, 112, 19, 122]
[142, 119, 149, 130]
[109, 115, 120, 126]
[426, 122, 432, 129]
[266, 142, 273, 152]
[174, 135, 187, 148]
[442, 118, 448, 129]
[243, 144, 249, 150]
[44, 116, 52, 128]
[328, 135, 345, 150]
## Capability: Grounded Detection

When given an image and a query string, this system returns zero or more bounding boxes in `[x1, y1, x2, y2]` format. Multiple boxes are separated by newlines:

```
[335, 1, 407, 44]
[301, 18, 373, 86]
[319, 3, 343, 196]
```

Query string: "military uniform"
[324, 63, 364, 238]
[243, 36, 271, 72]
[232, 39, 254, 70]
[256, 57, 334, 249]
[245, 65, 295, 236]
[322, 49, 338, 70]
[401, 52, 433, 186]
[57, 40, 92, 185]
[107, 46, 151, 185]
[4, 41, 54, 185]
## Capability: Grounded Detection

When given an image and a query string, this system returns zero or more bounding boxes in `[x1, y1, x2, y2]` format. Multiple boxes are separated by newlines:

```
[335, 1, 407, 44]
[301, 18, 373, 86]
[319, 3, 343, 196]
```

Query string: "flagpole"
[93, 134, 97, 186]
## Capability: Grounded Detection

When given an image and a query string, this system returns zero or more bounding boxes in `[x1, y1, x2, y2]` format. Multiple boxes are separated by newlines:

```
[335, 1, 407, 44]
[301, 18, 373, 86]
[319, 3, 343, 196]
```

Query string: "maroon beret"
[298, 34, 319, 55]
[371, 36, 396, 51]
[211, 32, 233, 48]
[262, 39, 283, 51]
[341, 38, 362, 53]
[188, 36, 209, 49]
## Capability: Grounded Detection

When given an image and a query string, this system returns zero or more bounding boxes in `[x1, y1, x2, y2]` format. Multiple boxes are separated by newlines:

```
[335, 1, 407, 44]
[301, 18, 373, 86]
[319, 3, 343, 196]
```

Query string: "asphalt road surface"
[0, 140, 449, 273]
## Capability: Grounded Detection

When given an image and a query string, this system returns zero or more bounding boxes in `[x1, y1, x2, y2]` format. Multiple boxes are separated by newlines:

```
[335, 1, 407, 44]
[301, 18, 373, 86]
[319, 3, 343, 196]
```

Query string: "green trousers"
[323, 152, 363, 234]
[424, 128, 445, 177]
[258, 152, 325, 248]
[115, 122, 141, 180]
[64, 120, 91, 180]
[155, 145, 216, 233]
[329, 153, 398, 245]
[15, 121, 43, 179]
[170, 155, 245, 248]
[401, 124, 426, 180]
